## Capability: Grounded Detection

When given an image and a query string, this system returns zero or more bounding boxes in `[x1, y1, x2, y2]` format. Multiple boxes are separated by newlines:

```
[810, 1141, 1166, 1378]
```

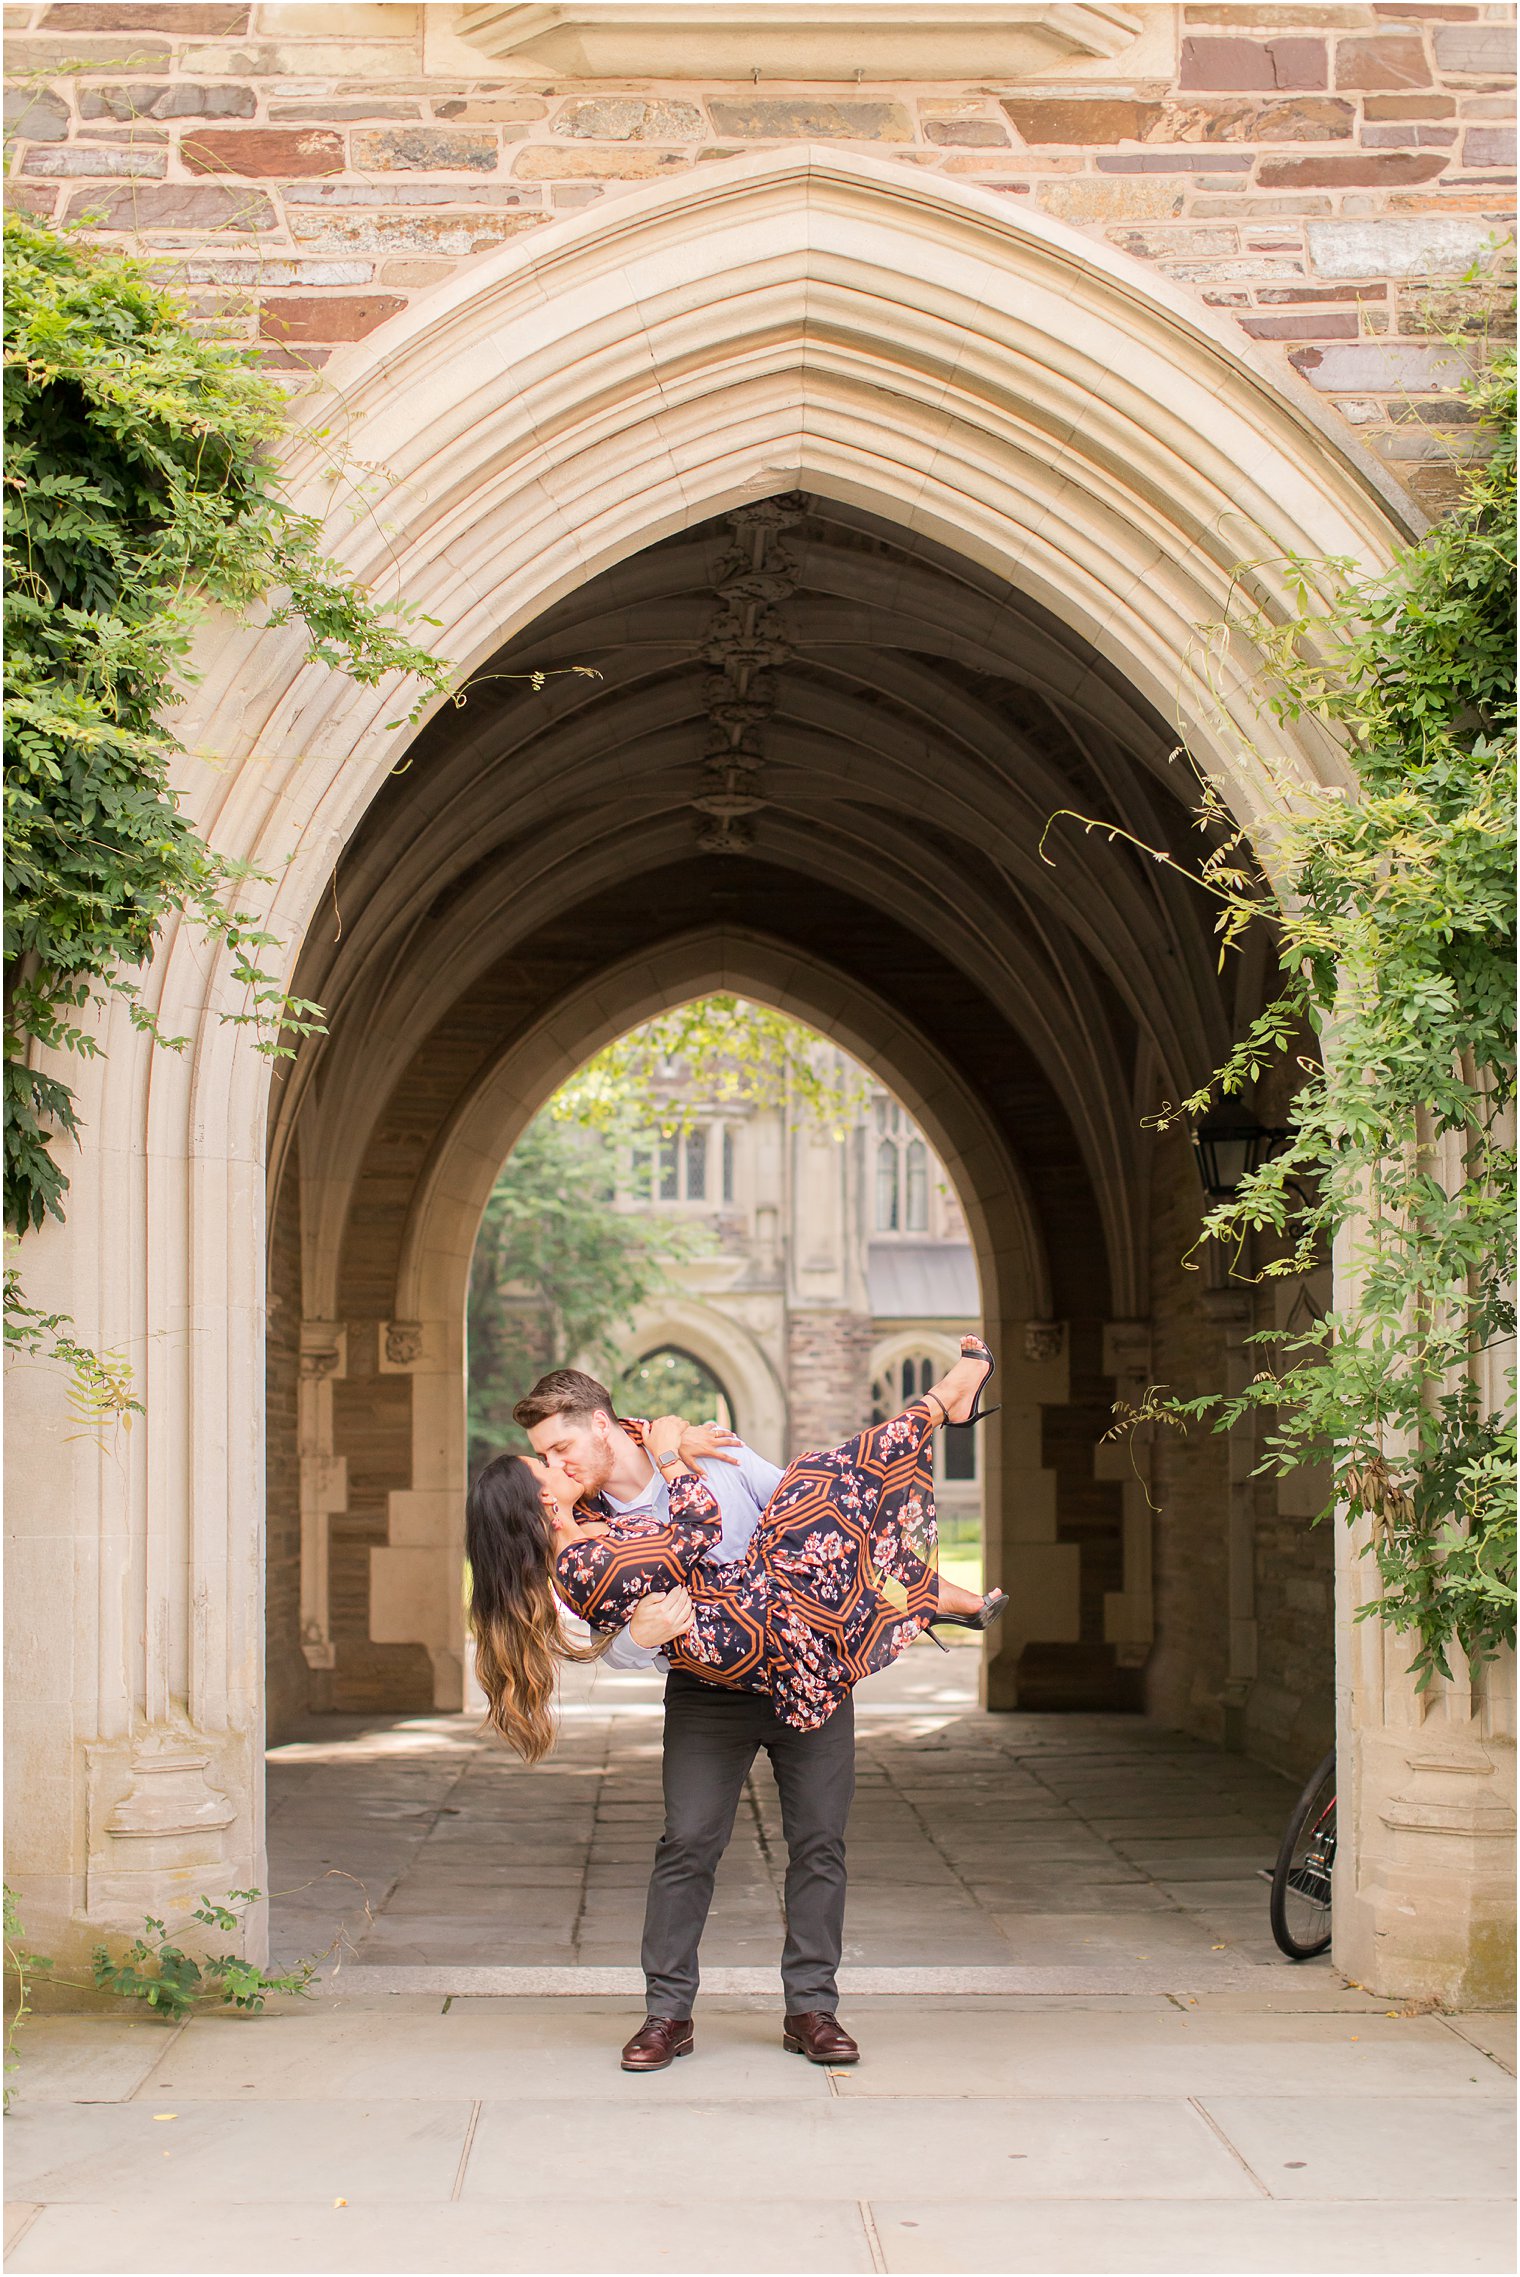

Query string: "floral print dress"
[553, 1403, 942, 1732]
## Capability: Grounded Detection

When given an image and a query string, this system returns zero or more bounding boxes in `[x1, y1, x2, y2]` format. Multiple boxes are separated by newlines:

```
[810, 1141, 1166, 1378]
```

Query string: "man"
[515, 1367, 860, 2074]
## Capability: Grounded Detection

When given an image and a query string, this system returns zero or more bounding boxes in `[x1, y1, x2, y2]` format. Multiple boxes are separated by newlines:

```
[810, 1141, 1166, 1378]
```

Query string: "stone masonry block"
[1288, 338, 1473, 389]
[1002, 99, 1163, 144]
[706, 98, 912, 141]
[1307, 214, 1499, 275]
[1463, 126, 1517, 167]
[1179, 37, 1328, 90]
[924, 119, 1010, 146]
[1335, 33, 1433, 89]
[1096, 151, 1252, 172]
[21, 144, 164, 175]
[434, 98, 549, 123]
[552, 97, 704, 141]
[1364, 94, 1457, 119]
[63, 182, 276, 230]
[1433, 24, 1518, 76]
[1362, 123, 1457, 147]
[41, 1, 247, 25]
[512, 145, 689, 179]
[3, 88, 69, 143]
[352, 126, 498, 171]
[79, 81, 255, 120]
[183, 126, 345, 177]
[1162, 96, 1355, 139]
[1240, 309, 1359, 337]
[1038, 177, 1186, 222]
[286, 209, 541, 256]
[1258, 151, 1447, 185]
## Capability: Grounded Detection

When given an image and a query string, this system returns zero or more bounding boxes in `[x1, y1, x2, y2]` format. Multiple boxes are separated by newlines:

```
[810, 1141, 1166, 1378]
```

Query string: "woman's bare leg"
[935, 1574, 984, 1617]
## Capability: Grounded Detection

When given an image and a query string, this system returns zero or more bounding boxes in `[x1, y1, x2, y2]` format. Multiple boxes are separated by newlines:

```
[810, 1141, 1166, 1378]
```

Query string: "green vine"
[2, 212, 453, 1256]
[1058, 347, 1516, 1688]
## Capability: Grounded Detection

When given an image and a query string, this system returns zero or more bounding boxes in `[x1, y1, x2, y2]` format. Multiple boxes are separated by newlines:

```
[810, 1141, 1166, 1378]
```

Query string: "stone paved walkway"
[7, 1653, 1514, 2273]
[7, 1988, 1513, 2271]
[261, 1650, 1313, 1982]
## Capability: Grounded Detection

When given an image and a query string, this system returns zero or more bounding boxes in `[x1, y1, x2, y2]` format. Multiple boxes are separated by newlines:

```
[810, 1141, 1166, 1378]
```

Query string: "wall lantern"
[1192, 1122, 1288, 1201]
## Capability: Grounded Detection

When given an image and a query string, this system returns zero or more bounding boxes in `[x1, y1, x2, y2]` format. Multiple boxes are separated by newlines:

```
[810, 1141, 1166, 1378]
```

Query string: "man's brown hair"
[512, 1367, 617, 1433]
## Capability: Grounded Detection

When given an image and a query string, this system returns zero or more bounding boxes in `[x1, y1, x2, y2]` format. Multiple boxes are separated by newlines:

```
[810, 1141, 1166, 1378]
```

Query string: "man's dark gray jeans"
[642, 1670, 855, 2018]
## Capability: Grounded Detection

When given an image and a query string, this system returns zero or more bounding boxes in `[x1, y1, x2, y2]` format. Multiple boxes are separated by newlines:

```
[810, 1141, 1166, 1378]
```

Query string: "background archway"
[14, 147, 1429, 1980]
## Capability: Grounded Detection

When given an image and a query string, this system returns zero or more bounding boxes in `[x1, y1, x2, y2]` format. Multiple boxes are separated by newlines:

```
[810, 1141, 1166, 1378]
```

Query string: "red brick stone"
[1372, 3, 1474, 15]
[1179, 37, 1328, 91]
[64, 181, 276, 229]
[259, 294, 407, 344]
[1463, 126, 1517, 167]
[42, 1, 247, 24]
[3, 181, 58, 218]
[1334, 33, 1432, 89]
[183, 128, 345, 179]
[1256, 283, 1387, 302]
[1001, 99, 1164, 144]
[1240, 310, 1360, 337]
[1363, 94, 1456, 118]
[1258, 151, 1448, 185]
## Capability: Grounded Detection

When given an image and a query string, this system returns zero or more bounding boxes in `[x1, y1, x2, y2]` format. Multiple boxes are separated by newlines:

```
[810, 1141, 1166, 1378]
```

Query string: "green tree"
[551, 993, 865, 1138]
[1083, 345, 1516, 1686]
[3, 214, 450, 1259]
[467, 1113, 709, 1472]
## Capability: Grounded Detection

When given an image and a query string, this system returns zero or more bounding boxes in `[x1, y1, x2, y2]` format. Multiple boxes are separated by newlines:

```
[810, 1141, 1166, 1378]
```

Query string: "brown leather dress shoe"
[620, 2015, 695, 2072]
[782, 2011, 860, 2064]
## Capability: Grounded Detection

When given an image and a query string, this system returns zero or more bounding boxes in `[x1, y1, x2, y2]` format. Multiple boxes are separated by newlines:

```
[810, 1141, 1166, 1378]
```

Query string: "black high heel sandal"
[923, 1590, 1010, 1650]
[948, 1334, 999, 1428]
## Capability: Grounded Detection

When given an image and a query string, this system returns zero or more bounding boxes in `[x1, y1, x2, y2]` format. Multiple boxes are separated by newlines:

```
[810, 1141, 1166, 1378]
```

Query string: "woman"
[468, 1335, 1003, 1760]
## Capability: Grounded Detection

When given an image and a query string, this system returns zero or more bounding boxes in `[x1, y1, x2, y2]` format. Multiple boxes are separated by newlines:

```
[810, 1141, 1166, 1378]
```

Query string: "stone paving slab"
[114, 2005, 835, 2104]
[460, 2092, 1258, 2204]
[869, 2198, 1518, 2274]
[1196, 2094, 1517, 2200]
[827, 2007, 1513, 2100]
[3, 2097, 472, 2205]
[3, 2198, 878, 2275]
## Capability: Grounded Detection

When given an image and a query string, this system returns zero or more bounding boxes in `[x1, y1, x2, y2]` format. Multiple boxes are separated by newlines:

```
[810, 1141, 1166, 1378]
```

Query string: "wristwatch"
[654, 1448, 681, 1471]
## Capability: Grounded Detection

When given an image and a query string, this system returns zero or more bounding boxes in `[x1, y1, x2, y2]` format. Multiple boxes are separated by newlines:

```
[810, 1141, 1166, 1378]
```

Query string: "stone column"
[984, 1321, 1079, 1710]
[371, 1317, 467, 1712]
[1096, 1320, 1156, 1673]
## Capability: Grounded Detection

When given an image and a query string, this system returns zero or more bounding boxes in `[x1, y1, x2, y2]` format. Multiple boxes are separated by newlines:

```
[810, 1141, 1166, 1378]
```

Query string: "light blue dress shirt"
[598, 1441, 784, 1671]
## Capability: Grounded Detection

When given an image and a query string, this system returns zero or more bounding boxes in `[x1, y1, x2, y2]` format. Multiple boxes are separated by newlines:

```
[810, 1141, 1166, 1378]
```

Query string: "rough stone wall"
[5, 3, 1514, 514]
[264, 1143, 308, 1743]
[784, 1310, 875, 1460]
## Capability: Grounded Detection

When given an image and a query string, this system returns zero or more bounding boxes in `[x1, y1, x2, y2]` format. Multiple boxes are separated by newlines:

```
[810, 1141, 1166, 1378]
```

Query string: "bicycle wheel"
[1270, 1748, 1336, 1960]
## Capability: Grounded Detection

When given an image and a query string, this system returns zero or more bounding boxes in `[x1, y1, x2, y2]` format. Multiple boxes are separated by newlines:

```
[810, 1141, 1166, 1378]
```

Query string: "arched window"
[870, 1350, 979, 1485]
[905, 1138, 928, 1232]
[876, 1138, 899, 1231]
[618, 1346, 733, 1432]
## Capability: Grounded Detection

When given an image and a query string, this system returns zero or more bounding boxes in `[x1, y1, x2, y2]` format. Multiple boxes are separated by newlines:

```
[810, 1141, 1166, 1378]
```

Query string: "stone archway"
[17, 145, 1506, 2002]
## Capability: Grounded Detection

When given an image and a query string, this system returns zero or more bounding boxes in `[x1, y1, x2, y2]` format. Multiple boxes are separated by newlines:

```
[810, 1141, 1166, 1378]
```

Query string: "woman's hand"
[678, 1420, 742, 1468]
[646, 1414, 689, 1466]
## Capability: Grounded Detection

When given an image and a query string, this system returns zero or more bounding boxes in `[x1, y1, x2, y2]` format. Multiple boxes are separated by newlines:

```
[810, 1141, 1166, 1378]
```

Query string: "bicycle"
[1269, 1748, 1336, 1960]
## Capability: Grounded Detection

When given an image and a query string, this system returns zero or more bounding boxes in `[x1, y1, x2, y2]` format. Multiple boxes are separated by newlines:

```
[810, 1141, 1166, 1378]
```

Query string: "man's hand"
[628, 1586, 694, 1648]
[678, 1420, 743, 1467]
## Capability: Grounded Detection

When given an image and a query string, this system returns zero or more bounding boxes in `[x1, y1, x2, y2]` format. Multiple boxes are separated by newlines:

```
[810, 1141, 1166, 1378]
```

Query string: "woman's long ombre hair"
[465, 1453, 607, 1762]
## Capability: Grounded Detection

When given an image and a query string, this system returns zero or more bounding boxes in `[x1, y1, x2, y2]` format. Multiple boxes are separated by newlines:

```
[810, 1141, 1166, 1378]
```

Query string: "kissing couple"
[465, 1335, 1006, 2072]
